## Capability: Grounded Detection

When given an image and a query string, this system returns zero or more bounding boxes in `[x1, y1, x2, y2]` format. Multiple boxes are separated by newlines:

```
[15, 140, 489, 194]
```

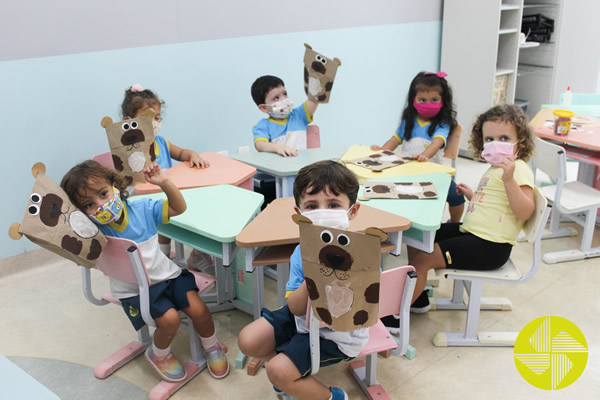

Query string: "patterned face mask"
[267, 98, 294, 119]
[88, 187, 123, 225]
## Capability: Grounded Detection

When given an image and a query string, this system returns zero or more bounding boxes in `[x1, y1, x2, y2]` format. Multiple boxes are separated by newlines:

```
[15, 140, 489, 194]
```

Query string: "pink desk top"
[531, 108, 600, 152]
[134, 152, 256, 194]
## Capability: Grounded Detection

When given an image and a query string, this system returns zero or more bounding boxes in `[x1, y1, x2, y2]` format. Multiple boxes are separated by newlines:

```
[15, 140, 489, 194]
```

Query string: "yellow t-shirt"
[460, 159, 534, 245]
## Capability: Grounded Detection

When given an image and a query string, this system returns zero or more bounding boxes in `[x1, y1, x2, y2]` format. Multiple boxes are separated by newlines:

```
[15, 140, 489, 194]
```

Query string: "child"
[384, 104, 535, 327]
[61, 160, 229, 382]
[251, 75, 318, 157]
[370, 71, 465, 222]
[238, 160, 364, 400]
[121, 84, 213, 272]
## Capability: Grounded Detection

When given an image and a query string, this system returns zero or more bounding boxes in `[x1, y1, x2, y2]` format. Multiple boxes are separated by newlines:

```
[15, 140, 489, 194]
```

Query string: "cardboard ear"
[142, 109, 155, 117]
[31, 162, 46, 178]
[304, 43, 312, 50]
[100, 116, 113, 128]
[8, 223, 23, 240]
[333, 58, 342, 66]
[365, 227, 387, 242]
[292, 214, 312, 225]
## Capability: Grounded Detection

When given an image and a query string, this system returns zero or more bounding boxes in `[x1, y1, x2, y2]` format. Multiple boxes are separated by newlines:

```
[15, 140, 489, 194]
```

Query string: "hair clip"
[130, 83, 144, 92]
[425, 71, 448, 79]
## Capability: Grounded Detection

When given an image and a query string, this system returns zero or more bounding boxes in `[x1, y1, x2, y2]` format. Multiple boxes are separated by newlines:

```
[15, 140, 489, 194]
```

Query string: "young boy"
[238, 160, 365, 400]
[251, 75, 318, 157]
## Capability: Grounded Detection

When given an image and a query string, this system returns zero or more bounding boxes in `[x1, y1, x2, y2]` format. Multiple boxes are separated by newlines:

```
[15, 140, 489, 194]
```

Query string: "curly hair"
[401, 72, 457, 141]
[61, 160, 130, 209]
[470, 104, 534, 161]
[121, 85, 165, 119]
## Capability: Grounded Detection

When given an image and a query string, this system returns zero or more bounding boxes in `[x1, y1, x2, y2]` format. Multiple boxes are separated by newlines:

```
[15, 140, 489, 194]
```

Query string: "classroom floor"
[1, 156, 599, 400]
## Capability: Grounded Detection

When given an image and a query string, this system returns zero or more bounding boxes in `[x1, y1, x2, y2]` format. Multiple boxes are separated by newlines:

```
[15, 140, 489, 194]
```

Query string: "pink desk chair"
[92, 152, 115, 169]
[81, 236, 218, 400]
[306, 125, 321, 149]
[307, 266, 416, 399]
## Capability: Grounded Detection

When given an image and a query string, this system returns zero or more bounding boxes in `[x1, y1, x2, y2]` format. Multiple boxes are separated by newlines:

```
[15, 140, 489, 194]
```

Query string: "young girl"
[61, 160, 229, 382]
[370, 71, 465, 222]
[386, 105, 535, 324]
[122, 84, 213, 271]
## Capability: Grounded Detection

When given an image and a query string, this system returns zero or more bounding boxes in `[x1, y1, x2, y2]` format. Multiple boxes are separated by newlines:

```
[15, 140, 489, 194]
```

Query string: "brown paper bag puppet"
[293, 214, 387, 332]
[346, 150, 415, 172]
[303, 43, 341, 103]
[8, 163, 107, 268]
[101, 110, 156, 186]
[362, 181, 438, 200]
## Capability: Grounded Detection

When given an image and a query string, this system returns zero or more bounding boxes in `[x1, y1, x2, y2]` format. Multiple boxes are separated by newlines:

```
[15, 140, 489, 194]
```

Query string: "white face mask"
[152, 120, 161, 136]
[301, 207, 353, 230]
[267, 98, 293, 119]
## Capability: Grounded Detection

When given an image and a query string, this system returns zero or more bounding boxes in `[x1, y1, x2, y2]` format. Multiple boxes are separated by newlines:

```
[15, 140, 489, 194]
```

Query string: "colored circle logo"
[514, 316, 587, 390]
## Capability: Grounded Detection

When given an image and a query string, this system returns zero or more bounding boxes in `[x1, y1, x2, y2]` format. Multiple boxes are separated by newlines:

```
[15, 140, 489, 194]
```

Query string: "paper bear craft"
[101, 110, 156, 186]
[346, 150, 416, 172]
[8, 162, 107, 268]
[293, 214, 387, 332]
[362, 181, 438, 200]
[303, 43, 341, 104]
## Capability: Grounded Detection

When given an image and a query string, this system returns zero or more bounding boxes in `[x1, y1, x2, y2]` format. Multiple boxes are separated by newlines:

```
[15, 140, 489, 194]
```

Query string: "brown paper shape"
[8, 162, 107, 268]
[363, 181, 438, 199]
[293, 214, 386, 332]
[303, 43, 341, 104]
[101, 110, 156, 185]
[346, 150, 416, 172]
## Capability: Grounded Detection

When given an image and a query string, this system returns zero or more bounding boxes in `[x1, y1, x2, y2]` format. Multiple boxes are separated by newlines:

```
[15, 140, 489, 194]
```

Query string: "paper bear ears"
[291, 213, 387, 242]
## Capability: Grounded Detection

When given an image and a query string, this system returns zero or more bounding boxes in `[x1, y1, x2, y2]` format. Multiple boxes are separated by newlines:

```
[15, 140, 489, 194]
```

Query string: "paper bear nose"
[319, 245, 352, 271]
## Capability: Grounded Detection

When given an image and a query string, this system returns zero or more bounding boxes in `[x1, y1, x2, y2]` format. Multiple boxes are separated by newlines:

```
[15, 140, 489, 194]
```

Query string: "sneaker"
[410, 290, 431, 314]
[187, 250, 215, 276]
[205, 344, 229, 379]
[329, 387, 348, 400]
[144, 347, 187, 383]
[381, 315, 400, 335]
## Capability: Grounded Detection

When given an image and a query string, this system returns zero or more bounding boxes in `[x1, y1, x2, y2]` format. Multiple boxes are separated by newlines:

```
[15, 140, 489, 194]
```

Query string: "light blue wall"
[2, 22, 441, 259]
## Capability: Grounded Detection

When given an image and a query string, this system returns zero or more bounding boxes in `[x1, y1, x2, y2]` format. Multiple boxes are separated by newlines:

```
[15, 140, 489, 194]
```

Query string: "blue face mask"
[88, 187, 123, 225]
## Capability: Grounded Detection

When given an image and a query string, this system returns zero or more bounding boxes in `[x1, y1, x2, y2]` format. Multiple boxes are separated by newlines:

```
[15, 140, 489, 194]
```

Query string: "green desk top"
[139, 185, 264, 243]
[358, 173, 451, 232]
[541, 104, 600, 118]
[230, 147, 347, 176]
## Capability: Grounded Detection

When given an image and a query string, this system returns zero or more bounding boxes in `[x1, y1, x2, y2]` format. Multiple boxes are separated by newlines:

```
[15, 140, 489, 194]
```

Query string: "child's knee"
[265, 355, 294, 386]
[157, 309, 180, 332]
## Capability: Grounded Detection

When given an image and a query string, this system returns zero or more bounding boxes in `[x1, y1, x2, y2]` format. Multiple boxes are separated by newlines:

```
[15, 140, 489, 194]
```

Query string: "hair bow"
[130, 83, 144, 92]
[425, 71, 448, 79]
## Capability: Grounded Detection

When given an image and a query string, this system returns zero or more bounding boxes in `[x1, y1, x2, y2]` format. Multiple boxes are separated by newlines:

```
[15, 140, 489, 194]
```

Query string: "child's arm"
[456, 183, 474, 201]
[169, 143, 210, 168]
[255, 140, 298, 157]
[370, 136, 399, 151]
[499, 157, 535, 221]
[144, 163, 187, 217]
[306, 99, 318, 120]
[287, 281, 309, 316]
[414, 137, 444, 162]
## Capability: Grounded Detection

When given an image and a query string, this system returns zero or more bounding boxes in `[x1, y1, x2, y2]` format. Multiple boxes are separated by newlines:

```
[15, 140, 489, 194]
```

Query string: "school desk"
[235, 197, 410, 319]
[541, 104, 600, 118]
[230, 147, 347, 197]
[340, 145, 456, 180]
[134, 152, 256, 194]
[139, 185, 264, 314]
[0, 355, 59, 399]
[358, 173, 452, 254]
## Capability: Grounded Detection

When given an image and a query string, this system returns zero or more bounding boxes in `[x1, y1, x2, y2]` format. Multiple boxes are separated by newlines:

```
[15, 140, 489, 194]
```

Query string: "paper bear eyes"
[30, 193, 41, 203]
[320, 230, 333, 244]
[121, 121, 138, 131]
[337, 234, 350, 246]
[365, 187, 372, 193]
[315, 55, 327, 65]
[28, 205, 40, 215]
[319, 230, 351, 246]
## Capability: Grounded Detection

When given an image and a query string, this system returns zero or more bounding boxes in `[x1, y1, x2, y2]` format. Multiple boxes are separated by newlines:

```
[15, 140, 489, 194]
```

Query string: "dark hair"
[401, 72, 457, 141]
[470, 104, 534, 161]
[121, 85, 165, 119]
[293, 161, 359, 207]
[61, 160, 130, 209]
[251, 75, 285, 106]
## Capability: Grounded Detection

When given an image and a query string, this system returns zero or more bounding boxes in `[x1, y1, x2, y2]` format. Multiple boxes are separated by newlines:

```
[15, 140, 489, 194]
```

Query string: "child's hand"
[189, 152, 209, 168]
[413, 153, 429, 162]
[276, 144, 298, 157]
[370, 144, 382, 151]
[456, 183, 473, 201]
[498, 155, 516, 182]
[144, 162, 168, 186]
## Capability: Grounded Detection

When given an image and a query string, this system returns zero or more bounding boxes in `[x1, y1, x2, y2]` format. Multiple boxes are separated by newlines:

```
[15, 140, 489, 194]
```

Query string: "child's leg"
[447, 180, 465, 223]
[147, 308, 187, 382]
[153, 308, 181, 348]
[408, 244, 446, 303]
[449, 203, 465, 223]
[266, 353, 331, 400]
[238, 317, 277, 361]
[158, 234, 171, 256]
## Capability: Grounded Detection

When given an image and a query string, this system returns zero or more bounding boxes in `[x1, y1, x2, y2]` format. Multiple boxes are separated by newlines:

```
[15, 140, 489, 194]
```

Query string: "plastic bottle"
[562, 86, 572, 106]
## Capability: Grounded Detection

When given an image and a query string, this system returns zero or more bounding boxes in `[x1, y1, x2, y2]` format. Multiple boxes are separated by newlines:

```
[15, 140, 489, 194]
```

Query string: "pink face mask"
[481, 141, 516, 166]
[413, 101, 443, 119]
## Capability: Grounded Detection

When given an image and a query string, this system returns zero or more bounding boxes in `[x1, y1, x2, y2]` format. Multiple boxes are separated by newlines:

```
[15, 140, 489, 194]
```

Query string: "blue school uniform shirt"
[153, 135, 172, 169]
[252, 102, 313, 148]
[393, 117, 450, 164]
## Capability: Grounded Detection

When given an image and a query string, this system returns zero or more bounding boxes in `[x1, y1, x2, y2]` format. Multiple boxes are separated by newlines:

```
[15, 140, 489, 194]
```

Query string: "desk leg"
[276, 263, 289, 308]
[281, 176, 296, 198]
[388, 231, 402, 256]
[402, 230, 434, 254]
[173, 241, 186, 267]
[275, 177, 282, 198]
[252, 265, 265, 320]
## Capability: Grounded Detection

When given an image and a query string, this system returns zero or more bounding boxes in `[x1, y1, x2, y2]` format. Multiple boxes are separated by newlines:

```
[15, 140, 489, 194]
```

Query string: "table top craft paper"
[362, 181, 438, 200]
[293, 214, 387, 332]
[346, 150, 416, 172]
[303, 43, 341, 104]
[8, 163, 107, 268]
[101, 109, 156, 186]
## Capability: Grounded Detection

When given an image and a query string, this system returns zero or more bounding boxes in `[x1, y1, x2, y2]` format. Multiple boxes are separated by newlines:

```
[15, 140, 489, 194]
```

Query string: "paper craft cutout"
[8, 162, 107, 268]
[362, 181, 438, 199]
[101, 110, 156, 186]
[346, 150, 415, 172]
[293, 214, 386, 332]
[303, 43, 341, 104]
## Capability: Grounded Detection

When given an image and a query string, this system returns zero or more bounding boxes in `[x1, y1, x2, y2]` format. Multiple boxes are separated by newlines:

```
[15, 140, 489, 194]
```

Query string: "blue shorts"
[446, 180, 465, 207]
[262, 305, 352, 377]
[120, 269, 198, 331]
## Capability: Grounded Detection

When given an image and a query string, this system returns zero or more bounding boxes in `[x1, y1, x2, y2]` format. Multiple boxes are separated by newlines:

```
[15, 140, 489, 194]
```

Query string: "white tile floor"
[1, 156, 598, 400]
